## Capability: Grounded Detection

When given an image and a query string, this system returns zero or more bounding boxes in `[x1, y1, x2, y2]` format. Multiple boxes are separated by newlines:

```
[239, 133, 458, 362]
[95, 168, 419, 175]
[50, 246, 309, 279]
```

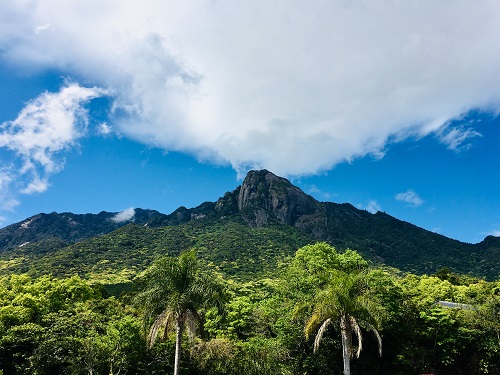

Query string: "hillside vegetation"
[0, 219, 313, 283]
[0, 170, 498, 282]
[0, 166, 499, 374]
[0, 244, 498, 375]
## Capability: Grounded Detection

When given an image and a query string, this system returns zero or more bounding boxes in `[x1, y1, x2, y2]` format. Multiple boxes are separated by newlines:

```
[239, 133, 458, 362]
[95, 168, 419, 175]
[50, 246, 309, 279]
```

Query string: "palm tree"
[137, 250, 226, 375]
[305, 270, 384, 375]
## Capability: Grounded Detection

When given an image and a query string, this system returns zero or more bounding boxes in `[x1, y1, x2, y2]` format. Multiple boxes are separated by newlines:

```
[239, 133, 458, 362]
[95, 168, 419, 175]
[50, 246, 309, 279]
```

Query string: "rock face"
[236, 170, 322, 227]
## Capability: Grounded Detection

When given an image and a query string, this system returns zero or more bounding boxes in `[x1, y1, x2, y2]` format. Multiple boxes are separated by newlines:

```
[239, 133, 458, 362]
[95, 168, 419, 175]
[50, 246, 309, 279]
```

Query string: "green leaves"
[289, 243, 368, 286]
[137, 250, 228, 330]
[136, 250, 230, 374]
[0, 274, 147, 374]
[0, 243, 498, 374]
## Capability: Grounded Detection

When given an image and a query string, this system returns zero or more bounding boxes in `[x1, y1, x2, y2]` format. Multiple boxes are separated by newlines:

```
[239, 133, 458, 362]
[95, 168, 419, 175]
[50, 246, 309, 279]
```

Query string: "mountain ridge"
[0, 208, 167, 251]
[0, 170, 498, 279]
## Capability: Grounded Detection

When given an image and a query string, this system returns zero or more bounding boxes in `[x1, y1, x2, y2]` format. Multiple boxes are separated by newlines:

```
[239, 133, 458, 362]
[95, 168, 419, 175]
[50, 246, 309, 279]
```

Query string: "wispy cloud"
[436, 124, 482, 151]
[111, 207, 135, 223]
[395, 190, 424, 207]
[97, 122, 113, 136]
[34, 23, 52, 34]
[489, 230, 500, 237]
[0, 199, 19, 211]
[1, 1, 500, 177]
[306, 185, 333, 201]
[0, 169, 20, 211]
[0, 83, 107, 209]
[367, 200, 382, 214]
[20, 176, 49, 195]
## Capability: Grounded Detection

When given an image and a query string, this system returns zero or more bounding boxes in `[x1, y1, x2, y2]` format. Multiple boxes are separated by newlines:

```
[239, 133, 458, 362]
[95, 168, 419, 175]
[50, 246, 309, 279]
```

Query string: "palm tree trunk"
[174, 319, 183, 375]
[340, 316, 351, 375]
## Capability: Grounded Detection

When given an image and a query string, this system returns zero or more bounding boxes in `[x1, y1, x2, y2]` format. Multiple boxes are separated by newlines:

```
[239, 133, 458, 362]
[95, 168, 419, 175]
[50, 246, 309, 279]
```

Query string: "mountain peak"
[237, 170, 322, 226]
[1, 169, 499, 279]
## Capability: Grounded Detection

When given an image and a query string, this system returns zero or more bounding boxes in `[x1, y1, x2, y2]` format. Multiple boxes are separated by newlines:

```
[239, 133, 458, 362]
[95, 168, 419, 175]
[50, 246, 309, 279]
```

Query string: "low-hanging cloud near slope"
[1, 0, 500, 180]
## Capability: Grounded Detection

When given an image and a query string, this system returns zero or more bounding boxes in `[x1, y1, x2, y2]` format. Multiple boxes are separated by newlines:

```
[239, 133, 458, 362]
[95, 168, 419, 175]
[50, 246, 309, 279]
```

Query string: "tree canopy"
[0, 244, 498, 374]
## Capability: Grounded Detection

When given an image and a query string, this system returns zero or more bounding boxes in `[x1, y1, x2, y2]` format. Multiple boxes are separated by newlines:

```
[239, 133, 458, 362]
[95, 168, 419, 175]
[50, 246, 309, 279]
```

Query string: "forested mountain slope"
[0, 208, 167, 251]
[0, 170, 498, 280]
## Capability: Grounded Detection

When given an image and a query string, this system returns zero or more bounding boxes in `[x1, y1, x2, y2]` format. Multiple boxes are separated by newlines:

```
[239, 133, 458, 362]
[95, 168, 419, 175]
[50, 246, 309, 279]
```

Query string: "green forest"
[1, 243, 499, 375]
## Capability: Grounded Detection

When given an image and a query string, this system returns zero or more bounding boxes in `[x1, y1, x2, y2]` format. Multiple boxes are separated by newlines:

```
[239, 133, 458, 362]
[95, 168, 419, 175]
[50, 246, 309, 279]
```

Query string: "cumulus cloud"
[20, 176, 49, 194]
[395, 190, 424, 207]
[1, 1, 500, 177]
[111, 208, 136, 223]
[0, 83, 107, 202]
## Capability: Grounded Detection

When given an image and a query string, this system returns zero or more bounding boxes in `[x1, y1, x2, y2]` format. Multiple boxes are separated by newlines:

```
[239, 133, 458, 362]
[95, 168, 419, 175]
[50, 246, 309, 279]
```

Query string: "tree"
[137, 250, 227, 375]
[305, 270, 384, 375]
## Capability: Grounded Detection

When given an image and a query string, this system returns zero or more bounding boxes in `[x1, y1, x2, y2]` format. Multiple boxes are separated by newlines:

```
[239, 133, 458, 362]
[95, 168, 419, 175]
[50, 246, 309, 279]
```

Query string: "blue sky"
[1, 1, 499, 244]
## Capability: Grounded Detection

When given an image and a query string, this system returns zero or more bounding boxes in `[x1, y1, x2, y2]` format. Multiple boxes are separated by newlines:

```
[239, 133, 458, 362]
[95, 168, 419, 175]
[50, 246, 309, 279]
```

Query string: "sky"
[0, 0, 499, 244]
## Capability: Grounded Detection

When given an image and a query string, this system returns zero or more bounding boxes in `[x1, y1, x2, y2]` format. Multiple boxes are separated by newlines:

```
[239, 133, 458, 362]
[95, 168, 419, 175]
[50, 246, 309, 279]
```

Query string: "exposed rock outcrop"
[236, 169, 322, 227]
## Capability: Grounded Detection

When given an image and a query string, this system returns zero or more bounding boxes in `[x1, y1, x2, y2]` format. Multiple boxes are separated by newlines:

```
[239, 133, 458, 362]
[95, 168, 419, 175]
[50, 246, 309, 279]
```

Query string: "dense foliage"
[0, 243, 498, 374]
[136, 250, 228, 375]
[0, 220, 314, 283]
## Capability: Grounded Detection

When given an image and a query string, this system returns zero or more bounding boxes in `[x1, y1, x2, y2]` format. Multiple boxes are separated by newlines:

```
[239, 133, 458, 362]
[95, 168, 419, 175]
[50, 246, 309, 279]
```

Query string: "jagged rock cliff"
[234, 169, 322, 227]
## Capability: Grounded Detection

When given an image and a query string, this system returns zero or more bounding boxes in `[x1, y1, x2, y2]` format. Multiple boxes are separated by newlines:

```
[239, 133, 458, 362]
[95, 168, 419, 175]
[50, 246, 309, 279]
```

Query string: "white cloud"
[1, 1, 500, 177]
[0, 169, 20, 210]
[111, 208, 135, 223]
[436, 124, 482, 151]
[395, 190, 424, 207]
[34, 23, 52, 34]
[489, 230, 500, 237]
[97, 122, 113, 136]
[306, 185, 333, 201]
[307, 185, 320, 194]
[20, 175, 49, 194]
[1, 199, 20, 211]
[0, 83, 107, 199]
[366, 200, 382, 214]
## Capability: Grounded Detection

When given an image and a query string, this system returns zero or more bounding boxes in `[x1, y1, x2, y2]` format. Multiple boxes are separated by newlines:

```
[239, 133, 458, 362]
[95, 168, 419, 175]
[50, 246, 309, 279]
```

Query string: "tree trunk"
[340, 316, 351, 375]
[174, 319, 183, 375]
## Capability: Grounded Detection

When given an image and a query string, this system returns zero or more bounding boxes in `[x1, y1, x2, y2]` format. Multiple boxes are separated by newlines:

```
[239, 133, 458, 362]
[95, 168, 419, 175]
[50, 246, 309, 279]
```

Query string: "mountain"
[0, 208, 167, 251]
[0, 170, 499, 280]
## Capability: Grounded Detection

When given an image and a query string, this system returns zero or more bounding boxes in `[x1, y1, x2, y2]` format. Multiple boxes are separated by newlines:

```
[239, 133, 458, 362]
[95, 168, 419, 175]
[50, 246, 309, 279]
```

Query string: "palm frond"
[350, 315, 363, 358]
[140, 249, 227, 358]
[162, 310, 177, 341]
[313, 318, 332, 354]
[304, 313, 321, 340]
[364, 321, 383, 357]
[185, 309, 200, 342]
[147, 310, 170, 348]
